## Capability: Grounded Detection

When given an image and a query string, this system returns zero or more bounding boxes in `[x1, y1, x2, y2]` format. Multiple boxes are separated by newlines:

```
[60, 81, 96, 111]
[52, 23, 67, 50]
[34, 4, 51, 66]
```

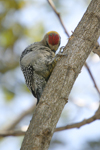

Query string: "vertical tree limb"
[21, 0, 100, 150]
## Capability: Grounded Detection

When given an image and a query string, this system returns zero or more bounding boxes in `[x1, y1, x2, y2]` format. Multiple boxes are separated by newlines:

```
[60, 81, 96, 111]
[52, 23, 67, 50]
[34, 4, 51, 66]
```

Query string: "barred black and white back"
[20, 31, 61, 104]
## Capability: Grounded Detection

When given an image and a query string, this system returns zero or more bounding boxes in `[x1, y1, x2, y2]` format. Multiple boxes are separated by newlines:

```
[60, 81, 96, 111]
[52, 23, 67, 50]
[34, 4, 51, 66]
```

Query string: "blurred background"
[0, 0, 100, 150]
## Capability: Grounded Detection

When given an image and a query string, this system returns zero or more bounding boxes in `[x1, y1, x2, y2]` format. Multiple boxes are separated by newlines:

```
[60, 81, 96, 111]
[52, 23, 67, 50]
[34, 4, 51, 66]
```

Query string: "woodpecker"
[20, 31, 61, 104]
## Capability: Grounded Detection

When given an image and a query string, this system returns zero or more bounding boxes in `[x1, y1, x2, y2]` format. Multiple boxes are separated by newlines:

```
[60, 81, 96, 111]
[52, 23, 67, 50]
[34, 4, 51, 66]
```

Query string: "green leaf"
[3, 87, 15, 102]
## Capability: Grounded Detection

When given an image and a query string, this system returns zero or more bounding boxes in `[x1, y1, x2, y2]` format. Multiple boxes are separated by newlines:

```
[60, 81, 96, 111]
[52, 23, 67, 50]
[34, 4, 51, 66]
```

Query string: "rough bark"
[20, 0, 100, 150]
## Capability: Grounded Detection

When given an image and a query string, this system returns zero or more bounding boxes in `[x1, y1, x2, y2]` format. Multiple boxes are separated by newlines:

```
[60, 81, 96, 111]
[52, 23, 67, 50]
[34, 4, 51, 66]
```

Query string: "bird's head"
[42, 31, 61, 52]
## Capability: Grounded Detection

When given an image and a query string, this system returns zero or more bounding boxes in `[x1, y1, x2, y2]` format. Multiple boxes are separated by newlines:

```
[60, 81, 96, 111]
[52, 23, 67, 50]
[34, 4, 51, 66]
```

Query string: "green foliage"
[25, 22, 45, 42]
[0, 0, 46, 102]
[3, 87, 15, 102]
[82, 139, 100, 150]
[0, 1, 26, 50]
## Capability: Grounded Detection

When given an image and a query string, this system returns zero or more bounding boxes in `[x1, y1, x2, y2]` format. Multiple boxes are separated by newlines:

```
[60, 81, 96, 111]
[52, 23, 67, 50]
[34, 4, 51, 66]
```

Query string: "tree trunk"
[20, 0, 100, 149]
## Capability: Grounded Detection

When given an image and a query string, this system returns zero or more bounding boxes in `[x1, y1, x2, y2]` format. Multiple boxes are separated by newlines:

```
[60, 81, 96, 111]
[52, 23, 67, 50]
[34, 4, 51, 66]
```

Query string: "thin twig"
[85, 62, 100, 96]
[47, 0, 70, 37]
[56, 104, 100, 132]
[1, 105, 100, 136]
[1, 104, 36, 131]
[0, 130, 25, 137]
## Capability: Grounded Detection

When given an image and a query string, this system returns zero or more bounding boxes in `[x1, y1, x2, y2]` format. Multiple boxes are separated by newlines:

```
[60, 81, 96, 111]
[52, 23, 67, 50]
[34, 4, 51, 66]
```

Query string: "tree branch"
[55, 104, 100, 132]
[21, 0, 100, 150]
[47, 0, 70, 37]
[1, 104, 36, 131]
[0, 130, 25, 137]
[85, 62, 100, 95]
[48, 0, 100, 97]
[1, 104, 100, 137]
